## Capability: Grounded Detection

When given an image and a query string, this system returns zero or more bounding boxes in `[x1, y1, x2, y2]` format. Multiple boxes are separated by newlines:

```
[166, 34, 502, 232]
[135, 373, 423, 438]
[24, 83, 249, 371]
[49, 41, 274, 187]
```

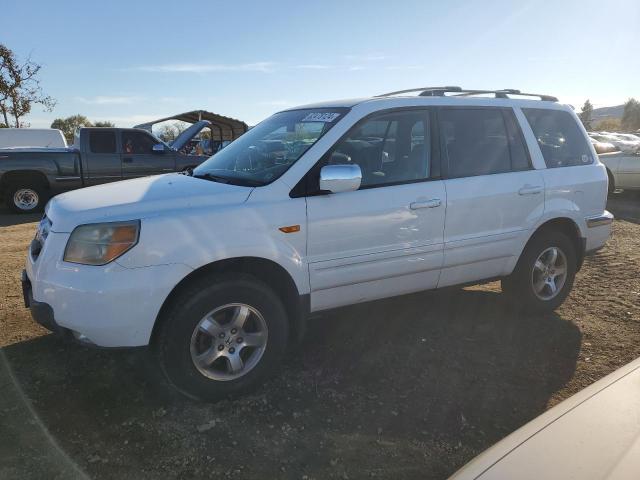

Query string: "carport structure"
[135, 110, 249, 143]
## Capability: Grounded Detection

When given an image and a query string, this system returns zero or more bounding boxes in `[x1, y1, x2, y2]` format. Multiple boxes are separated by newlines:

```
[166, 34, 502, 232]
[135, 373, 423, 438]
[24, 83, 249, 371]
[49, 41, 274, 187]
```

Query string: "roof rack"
[375, 86, 558, 102]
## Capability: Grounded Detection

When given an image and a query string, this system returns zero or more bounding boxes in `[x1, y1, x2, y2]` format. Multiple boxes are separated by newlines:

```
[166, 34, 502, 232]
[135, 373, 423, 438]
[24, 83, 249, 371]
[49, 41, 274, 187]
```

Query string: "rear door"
[83, 129, 122, 185]
[121, 130, 175, 178]
[438, 107, 544, 287]
[305, 109, 446, 311]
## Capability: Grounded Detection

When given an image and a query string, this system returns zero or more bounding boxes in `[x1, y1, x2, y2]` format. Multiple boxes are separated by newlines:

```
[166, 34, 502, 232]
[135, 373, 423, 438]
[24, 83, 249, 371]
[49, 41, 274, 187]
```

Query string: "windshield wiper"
[193, 172, 264, 187]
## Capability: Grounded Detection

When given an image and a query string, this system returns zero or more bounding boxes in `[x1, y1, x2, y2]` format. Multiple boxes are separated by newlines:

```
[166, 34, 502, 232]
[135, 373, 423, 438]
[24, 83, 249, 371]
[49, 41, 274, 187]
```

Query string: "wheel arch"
[605, 167, 615, 193]
[521, 217, 585, 272]
[0, 169, 50, 194]
[151, 256, 308, 347]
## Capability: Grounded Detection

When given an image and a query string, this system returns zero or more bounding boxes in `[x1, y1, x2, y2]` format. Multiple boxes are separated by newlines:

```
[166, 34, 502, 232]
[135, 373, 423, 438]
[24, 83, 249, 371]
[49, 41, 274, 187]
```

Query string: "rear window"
[89, 131, 116, 154]
[522, 108, 593, 168]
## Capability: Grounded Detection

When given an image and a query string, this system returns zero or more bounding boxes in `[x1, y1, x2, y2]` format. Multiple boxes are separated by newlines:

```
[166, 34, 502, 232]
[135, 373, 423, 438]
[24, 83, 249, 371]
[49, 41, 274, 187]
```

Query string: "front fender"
[115, 200, 310, 295]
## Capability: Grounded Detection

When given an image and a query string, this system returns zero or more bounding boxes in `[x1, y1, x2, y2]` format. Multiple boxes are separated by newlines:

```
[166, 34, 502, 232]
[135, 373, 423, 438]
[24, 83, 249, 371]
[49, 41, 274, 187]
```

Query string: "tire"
[501, 230, 577, 312]
[606, 169, 615, 194]
[155, 273, 289, 401]
[4, 182, 47, 214]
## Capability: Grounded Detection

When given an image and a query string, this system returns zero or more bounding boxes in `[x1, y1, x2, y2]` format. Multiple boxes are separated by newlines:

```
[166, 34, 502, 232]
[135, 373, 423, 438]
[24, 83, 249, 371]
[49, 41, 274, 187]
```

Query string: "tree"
[578, 99, 593, 130]
[51, 114, 93, 143]
[594, 118, 621, 131]
[157, 121, 189, 142]
[94, 120, 115, 127]
[621, 98, 640, 131]
[0, 44, 56, 127]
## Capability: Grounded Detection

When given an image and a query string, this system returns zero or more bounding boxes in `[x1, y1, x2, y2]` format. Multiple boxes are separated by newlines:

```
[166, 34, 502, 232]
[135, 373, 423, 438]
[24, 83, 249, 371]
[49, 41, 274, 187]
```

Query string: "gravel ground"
[1, 193, 639, 480]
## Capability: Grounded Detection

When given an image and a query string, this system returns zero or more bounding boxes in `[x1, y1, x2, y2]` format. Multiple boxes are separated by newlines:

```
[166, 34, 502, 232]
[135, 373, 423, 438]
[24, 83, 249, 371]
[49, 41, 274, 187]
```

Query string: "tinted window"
[329, 110, 430, 188]
[89, 131, 116, 154]
[440, 108, 524, 178]
[122, 131, 157, 154]
[523, 108, 593, 168]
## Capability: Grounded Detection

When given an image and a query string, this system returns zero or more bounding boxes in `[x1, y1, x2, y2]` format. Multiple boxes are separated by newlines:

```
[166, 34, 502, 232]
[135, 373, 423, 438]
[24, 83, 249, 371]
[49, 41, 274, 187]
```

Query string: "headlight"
[64, 221, 140, 265]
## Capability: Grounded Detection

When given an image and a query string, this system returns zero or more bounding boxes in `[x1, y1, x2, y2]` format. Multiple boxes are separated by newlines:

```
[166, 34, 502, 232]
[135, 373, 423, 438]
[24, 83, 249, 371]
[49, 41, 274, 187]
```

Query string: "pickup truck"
[0, 121, 211, 213]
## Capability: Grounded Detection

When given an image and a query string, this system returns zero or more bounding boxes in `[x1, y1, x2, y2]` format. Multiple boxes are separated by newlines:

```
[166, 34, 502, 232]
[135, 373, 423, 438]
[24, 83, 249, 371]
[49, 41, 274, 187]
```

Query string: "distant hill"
[592, 104, 624, 122]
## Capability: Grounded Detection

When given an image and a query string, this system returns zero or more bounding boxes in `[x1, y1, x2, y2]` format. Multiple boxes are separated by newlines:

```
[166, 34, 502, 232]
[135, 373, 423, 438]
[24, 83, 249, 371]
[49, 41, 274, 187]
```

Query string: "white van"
[0, 128, 67, 149]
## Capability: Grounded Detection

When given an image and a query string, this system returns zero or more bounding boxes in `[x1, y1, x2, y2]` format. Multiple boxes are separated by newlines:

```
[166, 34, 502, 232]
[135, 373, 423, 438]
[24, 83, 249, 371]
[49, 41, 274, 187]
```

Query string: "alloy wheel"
[531, 246, 568, 301]
[189, 303, 268, 381]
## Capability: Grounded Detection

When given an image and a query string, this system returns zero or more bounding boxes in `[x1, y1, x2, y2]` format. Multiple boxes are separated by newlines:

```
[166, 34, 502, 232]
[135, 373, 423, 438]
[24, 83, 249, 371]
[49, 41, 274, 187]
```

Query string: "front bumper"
[22, 270, 59, 333]
[25, 231, 193, 347]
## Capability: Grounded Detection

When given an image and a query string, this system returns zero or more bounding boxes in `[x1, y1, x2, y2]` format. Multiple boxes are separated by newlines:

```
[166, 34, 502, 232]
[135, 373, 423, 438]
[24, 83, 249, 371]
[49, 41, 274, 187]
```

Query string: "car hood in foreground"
[46, 174, 253, 232]
[449, 357, 640, 480]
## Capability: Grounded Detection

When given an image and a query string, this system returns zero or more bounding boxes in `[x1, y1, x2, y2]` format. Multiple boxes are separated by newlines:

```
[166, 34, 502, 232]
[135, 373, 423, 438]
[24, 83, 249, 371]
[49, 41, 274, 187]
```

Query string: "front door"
[305, 109, 446, 311]
[121, 130, 175, 178]
[617, 154, 640, 189]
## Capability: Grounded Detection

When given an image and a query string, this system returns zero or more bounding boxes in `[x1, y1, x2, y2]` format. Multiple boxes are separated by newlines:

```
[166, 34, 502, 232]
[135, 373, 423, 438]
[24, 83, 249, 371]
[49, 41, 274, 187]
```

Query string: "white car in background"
[590, 136, 640, 192]
[449, 357, 640, 480]
[591, 132, 640, 154]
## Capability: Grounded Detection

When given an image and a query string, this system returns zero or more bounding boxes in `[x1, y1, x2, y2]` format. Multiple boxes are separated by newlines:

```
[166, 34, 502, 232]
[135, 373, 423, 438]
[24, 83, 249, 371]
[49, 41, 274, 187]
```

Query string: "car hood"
[449, 357, 640, 480]
[46, 173, 253, 232]
[170, 120, 212, 151]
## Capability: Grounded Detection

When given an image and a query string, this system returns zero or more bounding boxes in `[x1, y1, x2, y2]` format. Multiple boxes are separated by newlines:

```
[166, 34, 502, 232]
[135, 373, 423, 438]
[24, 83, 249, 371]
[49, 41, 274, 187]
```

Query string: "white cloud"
[76, 95, 142, 105]
[135, 62, 276, 73]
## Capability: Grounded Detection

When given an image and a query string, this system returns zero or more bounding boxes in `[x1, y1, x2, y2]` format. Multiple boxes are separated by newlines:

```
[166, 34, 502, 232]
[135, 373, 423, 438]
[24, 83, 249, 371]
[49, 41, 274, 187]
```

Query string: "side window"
[440, 108, 519, 178]
[329, 110, 430, 188]
[89, 131, 116, 154]
[122, 131, 157, 154]
[522, 108, 594, 168]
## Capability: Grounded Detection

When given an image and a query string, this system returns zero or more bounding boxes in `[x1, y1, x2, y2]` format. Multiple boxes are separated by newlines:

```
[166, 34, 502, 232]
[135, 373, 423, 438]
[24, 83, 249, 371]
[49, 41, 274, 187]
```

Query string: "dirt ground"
[1, 193, 639, 480]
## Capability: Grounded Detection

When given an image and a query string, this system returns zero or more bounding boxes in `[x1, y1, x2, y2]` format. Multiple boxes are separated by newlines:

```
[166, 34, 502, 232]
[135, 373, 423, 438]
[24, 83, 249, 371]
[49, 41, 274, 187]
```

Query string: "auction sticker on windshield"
[302, 112, 342, 122]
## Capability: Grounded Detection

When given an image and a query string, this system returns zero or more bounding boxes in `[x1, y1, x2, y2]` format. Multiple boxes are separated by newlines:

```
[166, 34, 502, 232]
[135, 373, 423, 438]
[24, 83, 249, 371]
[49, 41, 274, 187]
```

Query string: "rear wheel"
[155, 274, 289, 401]
[4, 182, 47, 213]
[501, 230, 577, 312]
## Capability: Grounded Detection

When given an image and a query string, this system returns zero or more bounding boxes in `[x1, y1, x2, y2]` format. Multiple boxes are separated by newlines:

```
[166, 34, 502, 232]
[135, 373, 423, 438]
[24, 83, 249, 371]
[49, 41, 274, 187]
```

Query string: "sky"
[3, 0, 639, 128]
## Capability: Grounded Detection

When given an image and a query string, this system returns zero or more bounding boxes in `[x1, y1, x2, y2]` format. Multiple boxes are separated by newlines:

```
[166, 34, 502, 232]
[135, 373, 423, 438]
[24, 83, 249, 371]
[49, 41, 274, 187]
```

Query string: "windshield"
[193, 108, 348, 186]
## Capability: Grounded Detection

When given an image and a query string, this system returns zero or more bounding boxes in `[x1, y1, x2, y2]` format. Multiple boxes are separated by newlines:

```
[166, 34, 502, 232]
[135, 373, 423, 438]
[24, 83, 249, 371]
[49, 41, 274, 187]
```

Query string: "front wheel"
[155, 274, 289, 401]
[4, 183, 47, 213]
[501, 230, 577, 312]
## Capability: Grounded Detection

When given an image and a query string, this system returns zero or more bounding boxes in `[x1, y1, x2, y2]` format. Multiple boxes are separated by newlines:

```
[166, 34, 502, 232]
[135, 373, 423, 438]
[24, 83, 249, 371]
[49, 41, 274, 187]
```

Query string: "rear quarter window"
[522, 108, 593, 168]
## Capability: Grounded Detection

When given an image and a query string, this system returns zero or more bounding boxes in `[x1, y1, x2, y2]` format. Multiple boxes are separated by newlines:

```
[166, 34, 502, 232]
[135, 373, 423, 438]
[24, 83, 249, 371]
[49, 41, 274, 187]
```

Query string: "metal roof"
[135, 110, 249, 141]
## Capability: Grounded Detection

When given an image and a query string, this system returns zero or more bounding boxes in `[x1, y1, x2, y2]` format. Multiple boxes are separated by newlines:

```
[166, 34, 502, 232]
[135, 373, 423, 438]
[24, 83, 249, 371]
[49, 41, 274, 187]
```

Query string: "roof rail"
[376, 86, 558, 102]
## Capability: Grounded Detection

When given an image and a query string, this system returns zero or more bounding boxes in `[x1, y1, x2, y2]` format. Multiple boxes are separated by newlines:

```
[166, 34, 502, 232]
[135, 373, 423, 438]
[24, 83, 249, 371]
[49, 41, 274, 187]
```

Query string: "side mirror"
[319, 164, 362, 193]
[152, 143, 166, 154]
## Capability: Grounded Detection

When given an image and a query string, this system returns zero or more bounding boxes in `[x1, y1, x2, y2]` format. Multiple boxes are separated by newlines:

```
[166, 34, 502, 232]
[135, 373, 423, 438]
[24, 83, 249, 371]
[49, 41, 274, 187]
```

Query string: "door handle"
[518, 185, 543, 195]
[122, 157, 133, 163]
[410, 198, 441, 210]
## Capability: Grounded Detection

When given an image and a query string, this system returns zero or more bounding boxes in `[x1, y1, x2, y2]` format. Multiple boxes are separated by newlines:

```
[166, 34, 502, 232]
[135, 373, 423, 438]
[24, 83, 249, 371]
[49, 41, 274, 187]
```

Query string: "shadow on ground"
[0, 206, 41, 227]
[607, 191, 640, 225]
[0, 288, 580, 479]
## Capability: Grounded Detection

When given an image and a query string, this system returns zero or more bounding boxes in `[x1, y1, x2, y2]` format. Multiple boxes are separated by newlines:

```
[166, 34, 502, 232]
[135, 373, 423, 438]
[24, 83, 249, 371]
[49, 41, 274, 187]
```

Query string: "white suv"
[23, 87, 613, 400]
